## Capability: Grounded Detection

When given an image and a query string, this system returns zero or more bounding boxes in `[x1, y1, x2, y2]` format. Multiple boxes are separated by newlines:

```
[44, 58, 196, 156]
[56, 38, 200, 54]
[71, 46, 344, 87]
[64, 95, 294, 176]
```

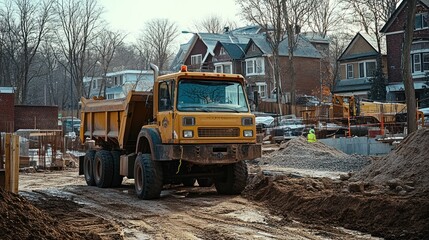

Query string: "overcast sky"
[99, 0, 246, 44]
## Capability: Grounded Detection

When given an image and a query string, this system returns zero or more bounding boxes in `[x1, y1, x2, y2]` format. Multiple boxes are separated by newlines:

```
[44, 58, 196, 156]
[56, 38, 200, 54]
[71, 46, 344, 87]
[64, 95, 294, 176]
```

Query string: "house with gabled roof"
[242, 34, 323, 103]
[333, 32, 387, 98]
[212, 42, 247, 74]
[381, 0, 429, 103]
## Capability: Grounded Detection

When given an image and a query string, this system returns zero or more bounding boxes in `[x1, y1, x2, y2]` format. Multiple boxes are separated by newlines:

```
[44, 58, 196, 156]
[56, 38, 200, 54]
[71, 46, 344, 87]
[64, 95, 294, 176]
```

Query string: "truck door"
[157, 80, 175, 143]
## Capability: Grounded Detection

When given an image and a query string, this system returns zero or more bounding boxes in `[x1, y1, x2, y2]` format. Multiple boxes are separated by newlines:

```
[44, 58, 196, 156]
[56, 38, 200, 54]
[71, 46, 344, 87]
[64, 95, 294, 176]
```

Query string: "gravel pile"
[260, 137, 371, 172]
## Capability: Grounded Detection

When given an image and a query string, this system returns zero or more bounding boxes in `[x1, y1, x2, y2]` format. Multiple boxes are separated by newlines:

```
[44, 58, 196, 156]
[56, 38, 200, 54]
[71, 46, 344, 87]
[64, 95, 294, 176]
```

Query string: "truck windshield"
[177, 79, 249, 112]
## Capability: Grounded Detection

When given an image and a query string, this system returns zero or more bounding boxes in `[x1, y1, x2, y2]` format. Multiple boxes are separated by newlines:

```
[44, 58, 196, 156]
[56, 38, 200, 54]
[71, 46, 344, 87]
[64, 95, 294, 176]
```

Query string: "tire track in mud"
[19, 171, 380, 240]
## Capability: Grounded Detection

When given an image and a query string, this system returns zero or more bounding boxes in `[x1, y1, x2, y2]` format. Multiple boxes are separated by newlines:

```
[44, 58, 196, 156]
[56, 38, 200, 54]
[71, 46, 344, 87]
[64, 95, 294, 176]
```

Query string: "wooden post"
[4, 134, 11, 191]
[11, 135, 20, 193]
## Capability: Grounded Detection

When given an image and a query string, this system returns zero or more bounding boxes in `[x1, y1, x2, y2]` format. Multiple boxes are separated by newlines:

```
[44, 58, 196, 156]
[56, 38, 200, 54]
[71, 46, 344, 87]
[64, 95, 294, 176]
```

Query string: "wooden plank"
[4, 134, 10, 191]
[12, 135, 19, 193]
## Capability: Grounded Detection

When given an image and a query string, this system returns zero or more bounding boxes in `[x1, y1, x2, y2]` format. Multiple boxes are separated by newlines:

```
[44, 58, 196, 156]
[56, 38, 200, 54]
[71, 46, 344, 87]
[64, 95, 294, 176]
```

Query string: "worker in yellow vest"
[307, 128, 317, 143]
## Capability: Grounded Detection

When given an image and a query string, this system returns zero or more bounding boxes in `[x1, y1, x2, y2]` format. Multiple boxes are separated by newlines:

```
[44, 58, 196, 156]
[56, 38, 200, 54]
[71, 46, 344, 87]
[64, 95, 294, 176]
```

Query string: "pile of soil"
[245, 129, 429, 239]
[243, 173, 429, 239]
[260, 137, 371, 172]
[0, 188, 85, 240]
[351, 128, 429, 195]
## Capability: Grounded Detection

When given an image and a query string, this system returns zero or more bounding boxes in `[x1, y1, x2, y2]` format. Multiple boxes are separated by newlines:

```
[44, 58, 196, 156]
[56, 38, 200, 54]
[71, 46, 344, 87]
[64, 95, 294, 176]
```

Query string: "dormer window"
[220, 47, 226, 55]
[415, 13, 429, 30]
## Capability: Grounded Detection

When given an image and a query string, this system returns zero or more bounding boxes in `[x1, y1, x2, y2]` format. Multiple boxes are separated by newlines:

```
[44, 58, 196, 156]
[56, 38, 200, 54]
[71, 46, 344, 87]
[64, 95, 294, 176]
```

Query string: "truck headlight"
[183, 130, 193, 138]
[243, 130, 253, 137]
[242, 117, 253, 126]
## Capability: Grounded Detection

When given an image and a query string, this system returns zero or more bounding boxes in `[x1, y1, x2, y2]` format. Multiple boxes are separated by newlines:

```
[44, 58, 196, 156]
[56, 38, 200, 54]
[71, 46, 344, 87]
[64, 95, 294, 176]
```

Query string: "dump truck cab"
[79, 65, 261, 199]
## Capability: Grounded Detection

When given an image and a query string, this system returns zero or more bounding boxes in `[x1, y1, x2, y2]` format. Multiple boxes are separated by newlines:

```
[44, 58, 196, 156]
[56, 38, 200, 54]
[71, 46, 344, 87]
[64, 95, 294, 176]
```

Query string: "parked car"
[269, 118, 305, 143]
[255, 116, 275, 128]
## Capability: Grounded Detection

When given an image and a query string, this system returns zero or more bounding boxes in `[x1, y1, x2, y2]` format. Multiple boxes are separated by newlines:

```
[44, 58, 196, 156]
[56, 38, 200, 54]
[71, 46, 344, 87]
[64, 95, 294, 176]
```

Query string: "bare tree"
[282, 0, 316, 110]
[236, 0, 287, 115]
[193, 15, 237, 33]
[94, 28, 126, 97]
[342, 0, 400, 101]
[54, 0, 103, 103]
[402, 0, 417, 133]
[137, 18, 179, 71]
[309, 0, 343, 38]
[0, 0, 54, 104]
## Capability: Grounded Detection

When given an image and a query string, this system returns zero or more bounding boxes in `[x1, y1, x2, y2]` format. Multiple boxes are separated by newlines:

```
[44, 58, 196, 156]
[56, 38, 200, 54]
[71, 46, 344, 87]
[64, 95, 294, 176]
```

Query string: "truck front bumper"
[155, 143, 262, 165]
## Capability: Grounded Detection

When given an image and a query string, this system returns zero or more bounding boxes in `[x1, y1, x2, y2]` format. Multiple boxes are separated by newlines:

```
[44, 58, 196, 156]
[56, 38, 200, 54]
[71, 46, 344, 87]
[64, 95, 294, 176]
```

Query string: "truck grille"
[198, 127, 240, 137]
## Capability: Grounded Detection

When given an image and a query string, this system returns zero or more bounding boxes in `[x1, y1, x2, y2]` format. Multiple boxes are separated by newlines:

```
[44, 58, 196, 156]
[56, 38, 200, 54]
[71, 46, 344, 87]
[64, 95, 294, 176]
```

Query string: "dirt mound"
[261, 137, 371, 172]
[244, 173, 429, 239]
[0, 188, 88, 240]
[352, 128, 429, 195]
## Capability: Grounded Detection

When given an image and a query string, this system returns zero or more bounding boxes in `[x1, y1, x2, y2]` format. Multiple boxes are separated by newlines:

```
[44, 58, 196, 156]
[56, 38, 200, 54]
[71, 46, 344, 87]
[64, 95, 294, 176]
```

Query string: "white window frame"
[414, 54, 422, 72]
[256, 82, 267, 98]
[346, 64, 353, 79]
[213, 62, 233, 74]
[191, 54, 202, 65]
[246, 58, 265, 76]
[358, 60, 376, 78]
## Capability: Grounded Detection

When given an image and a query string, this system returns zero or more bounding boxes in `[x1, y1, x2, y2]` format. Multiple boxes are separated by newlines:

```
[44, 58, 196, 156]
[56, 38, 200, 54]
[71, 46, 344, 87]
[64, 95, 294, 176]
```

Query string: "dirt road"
[18, 169, 378, 240]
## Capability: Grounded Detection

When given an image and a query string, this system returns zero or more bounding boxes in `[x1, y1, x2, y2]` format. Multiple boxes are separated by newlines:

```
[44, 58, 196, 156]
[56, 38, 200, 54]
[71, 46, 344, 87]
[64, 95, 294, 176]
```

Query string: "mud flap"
[79, 155, 84, 175]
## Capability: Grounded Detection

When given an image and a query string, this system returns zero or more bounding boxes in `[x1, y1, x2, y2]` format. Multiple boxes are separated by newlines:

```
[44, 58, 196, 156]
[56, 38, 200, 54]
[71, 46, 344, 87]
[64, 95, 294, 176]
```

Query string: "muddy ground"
[2, 129, 429, 240]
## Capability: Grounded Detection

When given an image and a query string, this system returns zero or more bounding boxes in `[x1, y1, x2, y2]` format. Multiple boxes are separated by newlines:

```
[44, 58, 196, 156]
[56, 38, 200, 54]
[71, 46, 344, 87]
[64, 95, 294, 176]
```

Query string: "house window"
[414, 54, 421, 72]
[347, 64, 353, 79]
[215, 65, 222, 73]
[415, 13, 429, 30]
[92, 79, 97, 89]
[359, 62, 365, 78]
[213, 63, 232, 73]
[256, 82, 267, 98]
[220, 47, 226, 55]
[107, 94, 114, 99]
[366, 61, 376, 77]
[246, 60, 254, 74]
[246, 58, 264, 75]
[423, 53, 429, 71]
[251, 44, 256, 51]
[191, 54, 202, 65]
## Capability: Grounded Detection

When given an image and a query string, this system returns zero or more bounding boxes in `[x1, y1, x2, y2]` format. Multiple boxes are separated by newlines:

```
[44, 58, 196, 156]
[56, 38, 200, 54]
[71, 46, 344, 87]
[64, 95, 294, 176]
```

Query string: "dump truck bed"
[80, 91, 153, 152]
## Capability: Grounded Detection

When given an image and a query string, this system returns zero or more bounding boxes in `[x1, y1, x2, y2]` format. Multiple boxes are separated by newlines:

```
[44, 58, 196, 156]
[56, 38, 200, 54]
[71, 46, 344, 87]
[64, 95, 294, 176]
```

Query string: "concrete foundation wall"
[320, 137, 393, 156]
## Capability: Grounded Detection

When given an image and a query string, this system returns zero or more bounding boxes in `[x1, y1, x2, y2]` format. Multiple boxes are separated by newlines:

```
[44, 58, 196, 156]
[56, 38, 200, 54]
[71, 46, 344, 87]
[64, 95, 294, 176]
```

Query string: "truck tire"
[94, 150, 114, 188]
[110, 151, 124, 187]
[84, 150, 96, 186]
[215, 161, 248, 195]
[197, 178, 213, 187]
[134, 153, 163, 199]
[182, 178, 196, 187]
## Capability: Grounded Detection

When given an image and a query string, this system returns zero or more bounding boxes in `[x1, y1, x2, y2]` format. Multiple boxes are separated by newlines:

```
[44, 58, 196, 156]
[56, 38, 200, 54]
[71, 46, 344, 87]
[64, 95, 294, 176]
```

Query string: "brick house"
[381, 0, 429, 102]
[177, 26, 262, 72]
[333, 32, 387, 98]
[242, 34, 322, 103]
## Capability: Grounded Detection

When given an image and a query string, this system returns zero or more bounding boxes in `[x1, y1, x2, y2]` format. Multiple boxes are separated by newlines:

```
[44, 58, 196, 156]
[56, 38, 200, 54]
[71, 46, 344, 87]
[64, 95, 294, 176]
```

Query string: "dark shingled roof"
[219, 42, 247, 59]
[332, 78, 372, 93]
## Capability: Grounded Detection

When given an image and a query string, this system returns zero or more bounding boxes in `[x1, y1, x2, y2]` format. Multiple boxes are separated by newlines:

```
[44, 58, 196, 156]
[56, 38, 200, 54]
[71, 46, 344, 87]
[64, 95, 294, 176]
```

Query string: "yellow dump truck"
[79, 65, 261, 199]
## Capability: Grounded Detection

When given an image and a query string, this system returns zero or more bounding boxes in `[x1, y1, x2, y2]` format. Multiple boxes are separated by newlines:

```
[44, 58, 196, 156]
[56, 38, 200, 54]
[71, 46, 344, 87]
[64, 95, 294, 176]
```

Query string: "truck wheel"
[94, 150, 114, 188]
[84, 150, 96, 186]
[182, 178, 196, 187]
[215, 161, 248, 195]
[110, 151, 124, 187]
[197, 178, 213, 187]
[134, 153, 163, 199]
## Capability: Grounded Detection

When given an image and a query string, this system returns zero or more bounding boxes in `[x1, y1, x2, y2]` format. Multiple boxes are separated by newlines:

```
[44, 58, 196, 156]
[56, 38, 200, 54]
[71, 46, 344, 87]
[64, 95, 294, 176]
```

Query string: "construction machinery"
[78, 65, 261, 199]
